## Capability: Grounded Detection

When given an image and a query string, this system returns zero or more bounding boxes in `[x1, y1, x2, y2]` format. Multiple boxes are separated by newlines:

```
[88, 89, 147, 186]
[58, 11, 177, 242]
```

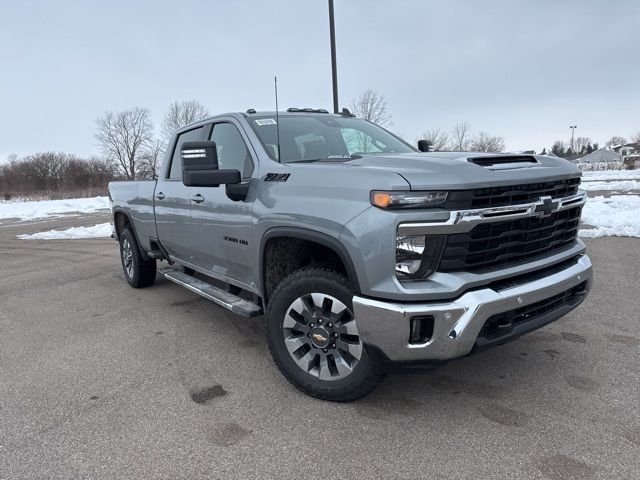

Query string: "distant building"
[574, 148, 622, 164]
[612, 142, 640, 166]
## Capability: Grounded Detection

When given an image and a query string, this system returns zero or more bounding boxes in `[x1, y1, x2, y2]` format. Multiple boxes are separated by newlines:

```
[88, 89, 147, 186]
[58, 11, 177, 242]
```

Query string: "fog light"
[409, 316, 434, 344]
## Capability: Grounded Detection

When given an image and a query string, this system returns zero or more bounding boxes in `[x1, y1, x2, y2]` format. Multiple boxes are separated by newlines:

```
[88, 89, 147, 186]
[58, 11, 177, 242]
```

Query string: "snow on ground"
[17, 223, 112, 240]
[579, 195, 640, 238]
[580, 180, 640, 191]
[0, 196, 109, 221]
[581, 170, 640, 181]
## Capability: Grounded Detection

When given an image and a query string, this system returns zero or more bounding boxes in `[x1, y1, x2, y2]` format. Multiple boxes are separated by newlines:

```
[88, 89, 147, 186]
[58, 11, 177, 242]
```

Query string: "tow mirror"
[417, 140, 432, 152]
[181, 141, 241, 187]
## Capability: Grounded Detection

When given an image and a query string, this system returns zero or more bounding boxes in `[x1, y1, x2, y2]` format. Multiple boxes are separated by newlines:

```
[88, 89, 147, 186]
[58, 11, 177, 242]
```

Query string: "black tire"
[119, 228, 157, 288]
[266, 267, 385, 402]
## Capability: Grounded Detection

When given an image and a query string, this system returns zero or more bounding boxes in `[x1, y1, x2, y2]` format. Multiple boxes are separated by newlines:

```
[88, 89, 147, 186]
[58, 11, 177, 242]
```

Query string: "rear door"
[154, 126, 204, 262]
[187, 119, 257, 289]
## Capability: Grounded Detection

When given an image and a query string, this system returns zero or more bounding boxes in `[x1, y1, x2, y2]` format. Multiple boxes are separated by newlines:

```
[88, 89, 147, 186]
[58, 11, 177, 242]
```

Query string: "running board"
[159, 268, 263, 317]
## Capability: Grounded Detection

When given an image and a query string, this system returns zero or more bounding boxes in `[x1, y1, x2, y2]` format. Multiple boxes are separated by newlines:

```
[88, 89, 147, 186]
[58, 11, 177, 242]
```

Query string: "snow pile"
[579, 195, 640, 238]
[580, 180, 640, 191]
[0, 196, 109, 221]
[581, 170, 640, 181]
[17, 223, 112, 240]
[577, 162, 625, 172]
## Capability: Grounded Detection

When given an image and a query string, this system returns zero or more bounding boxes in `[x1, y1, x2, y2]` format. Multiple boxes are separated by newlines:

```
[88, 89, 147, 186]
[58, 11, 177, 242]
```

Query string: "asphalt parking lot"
[1, 213, 639, 479]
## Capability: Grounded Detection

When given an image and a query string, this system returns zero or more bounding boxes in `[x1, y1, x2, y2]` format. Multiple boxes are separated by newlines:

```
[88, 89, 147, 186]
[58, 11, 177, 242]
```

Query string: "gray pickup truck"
[109, 108, 592, 402]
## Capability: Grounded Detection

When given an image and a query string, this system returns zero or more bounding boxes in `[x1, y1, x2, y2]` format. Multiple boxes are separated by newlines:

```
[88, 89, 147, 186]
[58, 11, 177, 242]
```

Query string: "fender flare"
[259, 227, 361, 296]
[112, 208, 152, 261]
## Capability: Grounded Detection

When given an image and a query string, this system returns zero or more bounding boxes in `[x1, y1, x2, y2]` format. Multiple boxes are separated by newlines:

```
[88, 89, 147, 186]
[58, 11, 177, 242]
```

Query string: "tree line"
[542, 131, 640, 159]
[1, 100, 210, 199]
[0, 153, 114, 200]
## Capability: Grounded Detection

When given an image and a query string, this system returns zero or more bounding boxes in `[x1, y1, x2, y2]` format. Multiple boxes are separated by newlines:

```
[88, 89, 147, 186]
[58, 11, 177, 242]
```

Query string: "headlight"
[396, 234, 445, 280]
[371, 191, 448, 209]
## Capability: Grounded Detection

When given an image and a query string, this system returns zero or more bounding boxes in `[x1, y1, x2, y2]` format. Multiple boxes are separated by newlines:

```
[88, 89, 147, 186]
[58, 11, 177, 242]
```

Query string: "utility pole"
[328, 0, 339, 113]
[570, 125, 577, 158]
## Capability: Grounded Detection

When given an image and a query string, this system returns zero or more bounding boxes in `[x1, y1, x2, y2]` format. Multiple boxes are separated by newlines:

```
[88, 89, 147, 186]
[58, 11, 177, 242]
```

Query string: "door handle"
[155, 192, 165, 200]
[191, 194, 205, 203]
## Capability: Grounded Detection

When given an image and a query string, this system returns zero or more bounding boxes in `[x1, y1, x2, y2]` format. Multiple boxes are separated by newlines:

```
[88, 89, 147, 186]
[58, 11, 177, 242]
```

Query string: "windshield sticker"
[255, 119, 277, 125]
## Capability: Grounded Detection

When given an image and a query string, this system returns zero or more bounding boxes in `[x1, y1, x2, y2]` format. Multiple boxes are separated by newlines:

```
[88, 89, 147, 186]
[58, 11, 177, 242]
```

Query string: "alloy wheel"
[282, 293, 362, 381]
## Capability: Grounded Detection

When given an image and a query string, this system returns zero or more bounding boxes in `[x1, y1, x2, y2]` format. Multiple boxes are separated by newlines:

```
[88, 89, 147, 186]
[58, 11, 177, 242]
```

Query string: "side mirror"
[181, 141, 241, 187]
[417, 140, 432, 152]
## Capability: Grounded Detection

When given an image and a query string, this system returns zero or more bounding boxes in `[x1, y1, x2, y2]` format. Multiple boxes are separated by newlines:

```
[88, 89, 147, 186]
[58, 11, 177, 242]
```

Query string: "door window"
[167, 127, 204, 179]
[210, 123, 254, 177]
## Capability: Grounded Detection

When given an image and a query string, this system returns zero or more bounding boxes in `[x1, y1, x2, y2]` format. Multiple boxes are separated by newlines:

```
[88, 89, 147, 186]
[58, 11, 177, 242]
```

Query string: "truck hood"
[345, 152, 581, 190]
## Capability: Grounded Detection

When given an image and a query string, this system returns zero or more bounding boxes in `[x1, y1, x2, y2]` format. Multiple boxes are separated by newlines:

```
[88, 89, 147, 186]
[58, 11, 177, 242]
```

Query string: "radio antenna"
[274, 76, 281, 162]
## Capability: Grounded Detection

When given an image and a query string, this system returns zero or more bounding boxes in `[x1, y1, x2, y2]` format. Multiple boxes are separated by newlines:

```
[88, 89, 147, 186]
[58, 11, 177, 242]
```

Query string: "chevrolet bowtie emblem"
[534, 195, 560, 217]
[312, 333, 327, 343]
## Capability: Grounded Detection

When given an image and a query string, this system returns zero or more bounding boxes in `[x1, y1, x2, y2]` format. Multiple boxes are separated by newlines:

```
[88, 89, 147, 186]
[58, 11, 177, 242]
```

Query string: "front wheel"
[266, 267, 385, 402]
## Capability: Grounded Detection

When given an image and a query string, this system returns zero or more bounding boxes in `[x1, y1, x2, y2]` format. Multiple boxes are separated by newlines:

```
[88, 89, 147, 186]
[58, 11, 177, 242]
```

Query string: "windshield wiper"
[289, 155, 362, 163]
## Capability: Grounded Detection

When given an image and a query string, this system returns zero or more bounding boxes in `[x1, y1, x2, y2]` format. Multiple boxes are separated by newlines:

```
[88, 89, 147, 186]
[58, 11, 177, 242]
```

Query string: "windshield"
[247, 114, 415, 163]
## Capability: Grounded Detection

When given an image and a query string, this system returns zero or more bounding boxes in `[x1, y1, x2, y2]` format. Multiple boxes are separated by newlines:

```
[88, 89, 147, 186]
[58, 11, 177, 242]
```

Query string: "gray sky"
[1, 0, 638, 160]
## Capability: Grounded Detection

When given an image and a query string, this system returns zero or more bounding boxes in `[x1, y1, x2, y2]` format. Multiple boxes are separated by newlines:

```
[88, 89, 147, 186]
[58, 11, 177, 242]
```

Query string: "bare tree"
[630, 130, 640, 143]
[350, 89, 392, 127]
[605, 136, 627, 147]
[139, 139, 165, 179]
[161, 100, 210, 140]
[95, 108, 154, 179]
[419, 129, 450, 151]
[574, 136, 591, 154]
[450, 121, 473, 151]
[470, 131, 505, 152]
[551, 140, 567, 157]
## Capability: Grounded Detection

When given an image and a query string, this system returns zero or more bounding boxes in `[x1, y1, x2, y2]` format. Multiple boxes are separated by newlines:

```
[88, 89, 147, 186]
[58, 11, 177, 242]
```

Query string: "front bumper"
[352, 254, 592, 363]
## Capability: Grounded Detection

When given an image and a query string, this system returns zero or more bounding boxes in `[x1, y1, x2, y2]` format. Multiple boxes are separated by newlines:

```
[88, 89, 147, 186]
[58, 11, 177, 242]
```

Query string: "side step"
[159, 268, 263, 317]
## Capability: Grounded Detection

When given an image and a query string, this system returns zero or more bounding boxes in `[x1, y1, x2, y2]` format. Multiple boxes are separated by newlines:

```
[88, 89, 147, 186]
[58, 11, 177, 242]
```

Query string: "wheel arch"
[113, 209, 151, 260]
[259, 227, 361, 303]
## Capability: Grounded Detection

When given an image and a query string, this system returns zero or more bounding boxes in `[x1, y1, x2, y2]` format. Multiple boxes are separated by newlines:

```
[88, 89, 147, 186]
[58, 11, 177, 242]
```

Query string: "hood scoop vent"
[469, 155, 539, 168]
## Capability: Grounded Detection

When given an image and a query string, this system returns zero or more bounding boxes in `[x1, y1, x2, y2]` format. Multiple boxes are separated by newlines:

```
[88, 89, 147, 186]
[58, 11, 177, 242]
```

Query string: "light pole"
[570, 125, 577, 157]
[328, 0, 339, 113]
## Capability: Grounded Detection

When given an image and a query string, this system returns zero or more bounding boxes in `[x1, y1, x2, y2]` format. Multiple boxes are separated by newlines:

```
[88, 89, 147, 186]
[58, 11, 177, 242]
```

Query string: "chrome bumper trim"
[352, 254, 592, 362]
[398, 191, 587, 235]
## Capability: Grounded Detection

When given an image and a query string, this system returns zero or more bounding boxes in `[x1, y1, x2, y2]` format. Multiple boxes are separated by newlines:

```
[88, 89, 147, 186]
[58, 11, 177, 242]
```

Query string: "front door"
[188, 120, 257, 290]
[154, 126, 204, 262]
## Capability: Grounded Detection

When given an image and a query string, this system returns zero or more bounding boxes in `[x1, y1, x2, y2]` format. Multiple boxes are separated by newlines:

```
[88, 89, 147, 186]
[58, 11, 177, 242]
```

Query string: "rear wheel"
[266, 267, 385, 402]
[119, 228, 156, 288]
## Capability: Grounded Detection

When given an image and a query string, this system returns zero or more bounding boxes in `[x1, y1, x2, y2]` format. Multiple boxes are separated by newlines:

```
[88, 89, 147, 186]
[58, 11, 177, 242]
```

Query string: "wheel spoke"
[310, 293, 325, 310]
[333, 354, 354, 376]
[337, 339, 362, 360]
[284, 334, 307, 354]
[318, 355, 332, 380]
[283, 307, 308, 332]
[294, 349, 317, 372]
[336, 318, 358, 335]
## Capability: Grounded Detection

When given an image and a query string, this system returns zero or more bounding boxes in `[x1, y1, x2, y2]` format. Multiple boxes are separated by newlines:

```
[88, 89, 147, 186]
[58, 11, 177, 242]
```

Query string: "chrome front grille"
[437, 206, 582, 273]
